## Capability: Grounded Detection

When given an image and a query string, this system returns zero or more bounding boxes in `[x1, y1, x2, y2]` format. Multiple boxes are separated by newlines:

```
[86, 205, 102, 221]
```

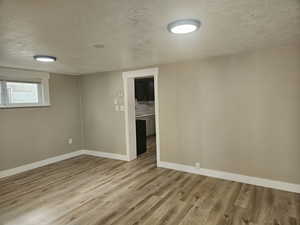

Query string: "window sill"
[0, 104, 51, 109]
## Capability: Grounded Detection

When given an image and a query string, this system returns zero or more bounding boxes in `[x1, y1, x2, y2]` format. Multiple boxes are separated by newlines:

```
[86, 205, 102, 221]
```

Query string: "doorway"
[123, 68, 160, 164]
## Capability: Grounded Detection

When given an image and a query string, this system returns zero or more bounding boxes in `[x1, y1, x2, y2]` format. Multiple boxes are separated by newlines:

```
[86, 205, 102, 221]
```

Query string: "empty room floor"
[0, 151, 299, 225]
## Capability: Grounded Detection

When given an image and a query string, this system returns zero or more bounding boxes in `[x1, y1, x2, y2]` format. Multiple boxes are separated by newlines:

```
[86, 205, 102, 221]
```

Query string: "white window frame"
[0, 68, 50, 108]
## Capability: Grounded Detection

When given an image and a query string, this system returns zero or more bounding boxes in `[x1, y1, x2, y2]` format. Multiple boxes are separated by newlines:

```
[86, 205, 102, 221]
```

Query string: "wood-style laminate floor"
[0, 151, 299, 225]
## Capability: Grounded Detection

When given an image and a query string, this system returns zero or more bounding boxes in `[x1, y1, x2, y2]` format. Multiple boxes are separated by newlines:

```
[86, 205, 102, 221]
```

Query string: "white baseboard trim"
[0, 151, 83, 179]
[2, 152, 298, 193]
[158, 161, 300, 194]
[81, 150, 130, 161]
[0, 150, 129, 179]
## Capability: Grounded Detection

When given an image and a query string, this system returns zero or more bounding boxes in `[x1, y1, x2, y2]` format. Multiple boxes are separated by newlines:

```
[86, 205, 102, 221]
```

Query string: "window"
[0, 68, 50, 108]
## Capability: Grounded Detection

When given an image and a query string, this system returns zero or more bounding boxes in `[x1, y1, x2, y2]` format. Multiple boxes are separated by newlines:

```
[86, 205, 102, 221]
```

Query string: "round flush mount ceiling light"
[33, 55, 57, 62]
[167, 19, 201, 34]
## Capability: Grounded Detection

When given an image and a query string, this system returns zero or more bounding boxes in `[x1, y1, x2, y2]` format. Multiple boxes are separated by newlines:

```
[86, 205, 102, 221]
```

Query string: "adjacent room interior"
[135, 77, 156, 158]
[0, 1, 299, 225]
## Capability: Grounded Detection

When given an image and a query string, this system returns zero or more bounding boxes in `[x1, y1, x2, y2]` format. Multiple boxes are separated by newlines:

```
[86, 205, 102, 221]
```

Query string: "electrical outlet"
[195, 162, 200, 169]
[68, 138, 73, 145]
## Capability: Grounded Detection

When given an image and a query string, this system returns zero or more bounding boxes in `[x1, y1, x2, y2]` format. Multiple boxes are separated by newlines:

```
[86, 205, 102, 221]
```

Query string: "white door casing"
[122, 68, 160, 163]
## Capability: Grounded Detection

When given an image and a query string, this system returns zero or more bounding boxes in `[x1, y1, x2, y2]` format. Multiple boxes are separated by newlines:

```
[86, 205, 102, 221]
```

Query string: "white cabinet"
[146, 116, 156, 136]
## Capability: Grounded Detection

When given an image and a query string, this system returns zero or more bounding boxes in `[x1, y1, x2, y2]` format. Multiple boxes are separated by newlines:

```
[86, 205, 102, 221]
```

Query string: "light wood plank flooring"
[0, 151, 299, 225]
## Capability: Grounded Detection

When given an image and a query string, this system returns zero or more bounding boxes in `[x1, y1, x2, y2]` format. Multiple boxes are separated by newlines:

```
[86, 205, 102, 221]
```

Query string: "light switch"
[114, 98, 118, 105]
[115, 105, 119, 111]
[120, 105, 124, 111]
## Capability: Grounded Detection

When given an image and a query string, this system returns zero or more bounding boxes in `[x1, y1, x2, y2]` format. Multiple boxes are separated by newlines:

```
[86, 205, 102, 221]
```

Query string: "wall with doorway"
[80, 44, 300, 184]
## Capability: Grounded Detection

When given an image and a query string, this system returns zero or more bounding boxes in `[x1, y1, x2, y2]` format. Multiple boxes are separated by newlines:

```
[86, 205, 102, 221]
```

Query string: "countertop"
[136, 113, 155, 119]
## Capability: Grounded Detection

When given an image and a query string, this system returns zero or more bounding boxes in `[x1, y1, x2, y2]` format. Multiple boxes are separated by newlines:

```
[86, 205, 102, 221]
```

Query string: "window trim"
[0, 68, 50, 109]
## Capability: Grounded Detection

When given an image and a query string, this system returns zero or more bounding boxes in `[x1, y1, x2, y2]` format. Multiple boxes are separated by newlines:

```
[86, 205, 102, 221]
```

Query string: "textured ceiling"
[0, 0, 299, 75]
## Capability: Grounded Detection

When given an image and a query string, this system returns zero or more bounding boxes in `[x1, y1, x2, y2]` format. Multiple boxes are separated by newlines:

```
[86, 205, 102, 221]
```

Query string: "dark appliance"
[136, 119, 147, 156]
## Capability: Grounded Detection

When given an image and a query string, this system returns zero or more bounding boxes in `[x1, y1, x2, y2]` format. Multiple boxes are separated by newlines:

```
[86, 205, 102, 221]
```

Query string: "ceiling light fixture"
[33, 55, 57, 62]
[167, 19, 201, 34]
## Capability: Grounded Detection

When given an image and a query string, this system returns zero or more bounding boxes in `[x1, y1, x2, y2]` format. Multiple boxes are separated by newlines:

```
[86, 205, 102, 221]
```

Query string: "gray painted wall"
[159, 45, 300, 184]
[80, 71, 126, 155]
[1, 45, 300, 184]
[81, 45, 300, 184]
[0, 74, 82, 170]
